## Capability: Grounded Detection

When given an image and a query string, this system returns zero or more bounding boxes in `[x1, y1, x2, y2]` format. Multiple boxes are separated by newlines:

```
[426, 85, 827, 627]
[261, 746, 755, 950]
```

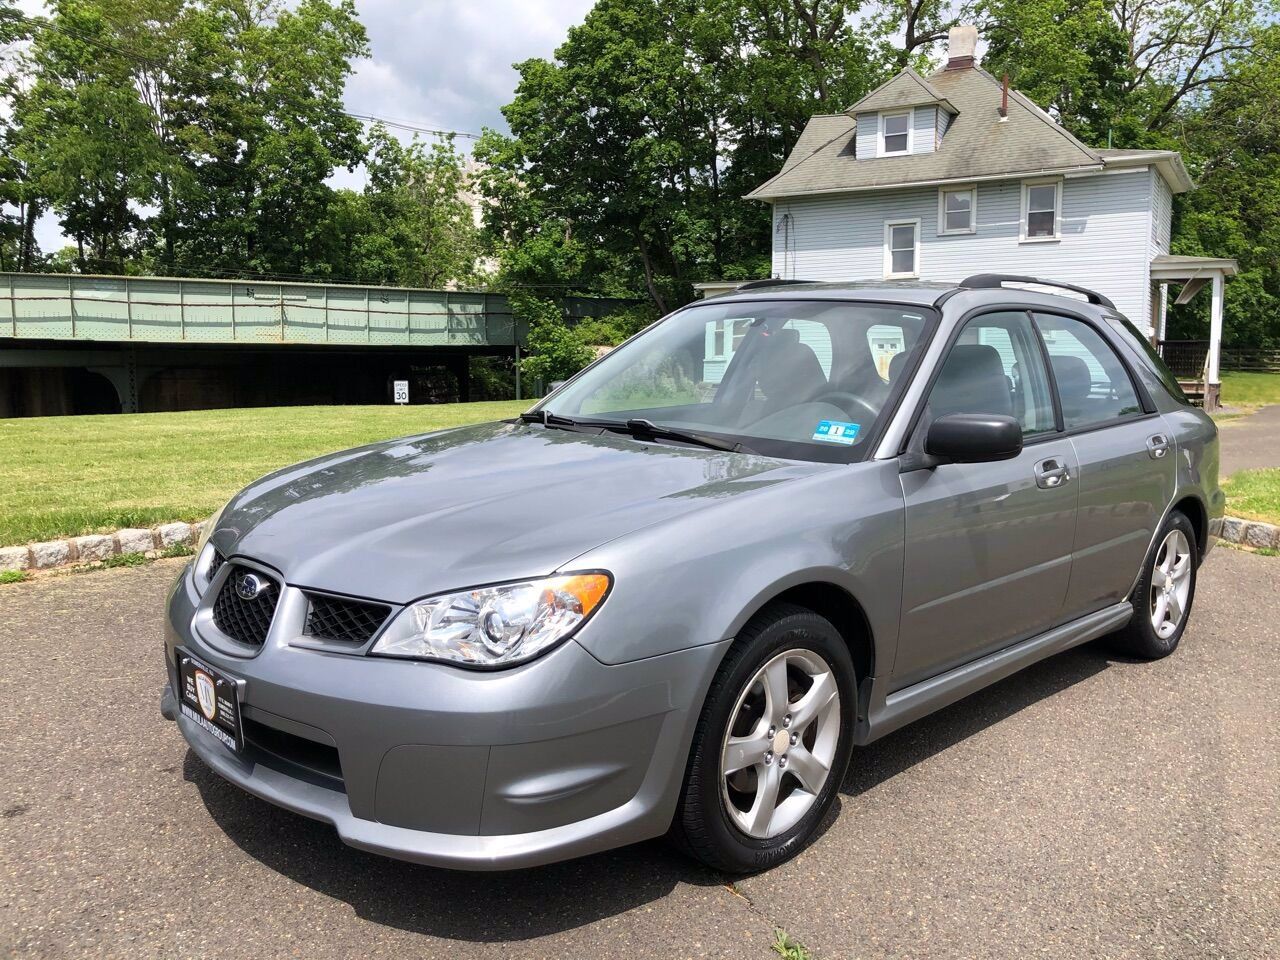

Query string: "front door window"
[927, 311, 1056, 435]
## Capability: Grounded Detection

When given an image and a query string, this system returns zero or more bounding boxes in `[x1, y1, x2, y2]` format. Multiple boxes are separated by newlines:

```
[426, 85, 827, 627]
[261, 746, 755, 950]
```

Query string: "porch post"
[1158, 283, 1169, 342]
[1206, 272, 1224, 411]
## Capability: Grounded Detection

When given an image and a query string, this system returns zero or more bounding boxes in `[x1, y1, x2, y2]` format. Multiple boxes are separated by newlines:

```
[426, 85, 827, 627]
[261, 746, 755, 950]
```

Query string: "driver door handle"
[1034, 457, 1071, 489]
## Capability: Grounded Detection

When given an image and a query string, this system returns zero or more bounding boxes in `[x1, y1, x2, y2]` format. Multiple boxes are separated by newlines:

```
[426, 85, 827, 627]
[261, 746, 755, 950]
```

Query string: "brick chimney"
[945, 24, 978, 70]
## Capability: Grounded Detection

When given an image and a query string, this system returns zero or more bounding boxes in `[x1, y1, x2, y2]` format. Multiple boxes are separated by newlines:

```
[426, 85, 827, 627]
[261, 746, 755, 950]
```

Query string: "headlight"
[371, 572, 611, 668]
[192, 499, 231, 593]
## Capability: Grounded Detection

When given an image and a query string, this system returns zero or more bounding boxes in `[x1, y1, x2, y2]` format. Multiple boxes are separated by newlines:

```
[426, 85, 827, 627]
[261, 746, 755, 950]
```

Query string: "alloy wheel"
[1150, 528, 1193, 640]
[719, 648, 841, 840]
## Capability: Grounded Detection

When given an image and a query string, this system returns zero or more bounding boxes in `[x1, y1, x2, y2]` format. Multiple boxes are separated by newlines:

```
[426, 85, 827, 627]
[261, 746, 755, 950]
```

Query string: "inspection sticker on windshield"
[812, 420, 860, 445]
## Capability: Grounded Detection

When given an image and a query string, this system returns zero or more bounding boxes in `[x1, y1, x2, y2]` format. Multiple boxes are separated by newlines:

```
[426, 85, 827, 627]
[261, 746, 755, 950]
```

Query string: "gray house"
[724, 26, 1237, 407]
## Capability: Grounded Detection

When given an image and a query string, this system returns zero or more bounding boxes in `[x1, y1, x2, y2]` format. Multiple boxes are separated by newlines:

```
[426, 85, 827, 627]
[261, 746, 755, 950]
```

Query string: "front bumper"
[162, 562, 728, 870]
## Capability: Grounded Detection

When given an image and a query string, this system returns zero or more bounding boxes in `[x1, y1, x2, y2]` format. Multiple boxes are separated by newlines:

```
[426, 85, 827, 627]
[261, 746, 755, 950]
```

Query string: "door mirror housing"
[925, 413, 1023, 463]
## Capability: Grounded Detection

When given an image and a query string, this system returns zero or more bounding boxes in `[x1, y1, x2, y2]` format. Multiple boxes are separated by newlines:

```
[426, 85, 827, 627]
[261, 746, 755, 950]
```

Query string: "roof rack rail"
[734, 278, 815, 291]
[958, 274, 1115, 310]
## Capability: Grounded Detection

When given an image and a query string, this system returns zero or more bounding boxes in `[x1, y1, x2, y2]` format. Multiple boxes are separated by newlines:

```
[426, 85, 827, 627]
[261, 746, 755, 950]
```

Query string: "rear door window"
[1034, 313, 1143, 430]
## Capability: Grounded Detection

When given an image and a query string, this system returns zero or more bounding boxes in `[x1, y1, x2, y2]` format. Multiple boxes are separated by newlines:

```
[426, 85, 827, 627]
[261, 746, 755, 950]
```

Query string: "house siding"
[770, 168, 1155, 328]
[912, 107, 936, 154]
[854, 106, 937, 158]
[936, 108, 952, 145]
[1150, 170, 1172, 257]
[854, 113, 877, 159]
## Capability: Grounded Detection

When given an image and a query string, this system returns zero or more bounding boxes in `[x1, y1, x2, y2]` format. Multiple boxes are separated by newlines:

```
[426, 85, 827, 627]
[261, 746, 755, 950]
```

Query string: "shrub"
[513, 293, 595, 386]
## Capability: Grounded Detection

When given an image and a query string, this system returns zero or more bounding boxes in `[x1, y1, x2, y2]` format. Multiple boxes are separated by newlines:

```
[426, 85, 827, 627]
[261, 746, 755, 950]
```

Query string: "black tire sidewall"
[680, 605, 857, 873]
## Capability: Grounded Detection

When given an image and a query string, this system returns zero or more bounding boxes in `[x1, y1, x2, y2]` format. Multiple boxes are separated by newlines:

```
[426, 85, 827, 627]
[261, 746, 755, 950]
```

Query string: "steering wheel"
[812, 391, 879, 423]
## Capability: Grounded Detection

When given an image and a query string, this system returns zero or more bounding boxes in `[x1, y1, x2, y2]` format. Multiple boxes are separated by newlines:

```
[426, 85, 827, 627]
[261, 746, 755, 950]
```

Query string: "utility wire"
[344, 112, 481, 140]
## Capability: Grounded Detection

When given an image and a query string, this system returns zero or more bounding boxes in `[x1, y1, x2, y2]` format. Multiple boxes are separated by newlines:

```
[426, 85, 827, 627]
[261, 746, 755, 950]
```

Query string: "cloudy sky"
[17, 0, 598, 252]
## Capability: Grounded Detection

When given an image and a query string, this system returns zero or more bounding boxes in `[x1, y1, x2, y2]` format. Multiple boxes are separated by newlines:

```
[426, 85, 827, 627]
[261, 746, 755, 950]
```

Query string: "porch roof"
[1150, 254, 1239, 281]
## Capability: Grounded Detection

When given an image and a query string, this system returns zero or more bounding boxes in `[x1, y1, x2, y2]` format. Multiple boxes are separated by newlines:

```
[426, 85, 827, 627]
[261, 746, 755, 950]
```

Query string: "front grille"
[304, 593, 391, 644]
[208, 549, 226, 582]
[213, 567, 281, 646]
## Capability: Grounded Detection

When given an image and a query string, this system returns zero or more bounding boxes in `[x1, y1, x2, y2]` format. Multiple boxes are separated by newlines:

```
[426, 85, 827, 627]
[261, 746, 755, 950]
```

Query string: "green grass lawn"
[0, 401, 528, 545]
[5, 374, 1280, 547]
[1220, 370, 1280, 411]
[1223, 467, 1280, 525]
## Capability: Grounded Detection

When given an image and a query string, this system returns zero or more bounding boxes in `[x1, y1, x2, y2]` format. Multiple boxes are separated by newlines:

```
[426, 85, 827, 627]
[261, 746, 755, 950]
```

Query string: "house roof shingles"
[747, 67, 1191, 200]
[846, 67, 955, 115]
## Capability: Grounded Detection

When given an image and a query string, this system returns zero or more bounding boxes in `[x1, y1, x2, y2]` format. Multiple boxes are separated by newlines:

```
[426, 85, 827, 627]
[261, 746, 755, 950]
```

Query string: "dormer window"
[879, 111, 911, 156]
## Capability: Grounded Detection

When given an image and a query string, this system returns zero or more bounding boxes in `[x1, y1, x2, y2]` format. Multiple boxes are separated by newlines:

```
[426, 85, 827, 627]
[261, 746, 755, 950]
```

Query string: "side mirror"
[925, 413, 1022, 463]
[548, 380, 567, 393]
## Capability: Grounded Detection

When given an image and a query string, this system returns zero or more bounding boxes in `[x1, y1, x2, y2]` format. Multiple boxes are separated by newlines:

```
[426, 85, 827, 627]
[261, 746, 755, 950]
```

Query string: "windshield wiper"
[611, 418, 748, 453]
[522, 411, 748, 452]
[518, 410, 582, 428]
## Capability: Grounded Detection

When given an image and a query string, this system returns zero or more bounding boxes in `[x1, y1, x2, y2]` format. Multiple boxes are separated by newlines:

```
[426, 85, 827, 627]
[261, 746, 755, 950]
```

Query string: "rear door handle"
[1034, 457, 1071, 489]
[1147, 433, 1171, 460]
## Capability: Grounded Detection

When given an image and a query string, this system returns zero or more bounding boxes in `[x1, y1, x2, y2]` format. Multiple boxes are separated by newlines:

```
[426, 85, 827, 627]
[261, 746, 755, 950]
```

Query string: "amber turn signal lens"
[552, 573, 611, 615]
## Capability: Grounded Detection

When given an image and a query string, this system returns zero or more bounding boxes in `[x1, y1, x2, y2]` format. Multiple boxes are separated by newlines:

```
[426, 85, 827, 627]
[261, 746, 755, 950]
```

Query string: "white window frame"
[1021, 178, 1062, 243]
[937, 185, 977, 235]
[883, 218, 920, 279]
[878, 110, 913, 157]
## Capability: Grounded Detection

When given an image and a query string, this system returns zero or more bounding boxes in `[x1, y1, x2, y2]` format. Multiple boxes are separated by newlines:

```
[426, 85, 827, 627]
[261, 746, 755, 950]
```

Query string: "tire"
[674, 602, 856, 873]
[1110, 510, 1198, 660]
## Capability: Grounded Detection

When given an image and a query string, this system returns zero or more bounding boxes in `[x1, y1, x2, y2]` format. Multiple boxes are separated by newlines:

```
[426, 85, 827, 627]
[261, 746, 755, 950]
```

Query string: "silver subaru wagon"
[162, 275, 1223, 873]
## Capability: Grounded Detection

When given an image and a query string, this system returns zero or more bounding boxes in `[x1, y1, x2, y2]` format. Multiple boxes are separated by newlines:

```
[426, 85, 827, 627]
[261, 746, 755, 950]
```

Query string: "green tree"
[482, 0, 894, 313]
[980, 0, 1265, 143]
[1168, 24, 1280, 347]
[166, 0, 368, 278]
[11, 0, 177, 272]
[334, 126, 481, 288]
[513, 292, 595, 385]
[5, 0, 368, 278]
[0, 2, 38, 270]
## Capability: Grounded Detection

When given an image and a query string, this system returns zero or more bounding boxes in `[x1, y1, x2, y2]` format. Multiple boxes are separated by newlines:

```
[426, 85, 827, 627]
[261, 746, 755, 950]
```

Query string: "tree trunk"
[160, 171, 176, 271]
[637, 235, 668, 314]
[19, 202, 39, 271]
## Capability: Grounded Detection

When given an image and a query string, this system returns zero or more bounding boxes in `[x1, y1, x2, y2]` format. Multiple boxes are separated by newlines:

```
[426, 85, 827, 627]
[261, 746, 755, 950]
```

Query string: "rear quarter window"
[1104, 314, 1191, 406]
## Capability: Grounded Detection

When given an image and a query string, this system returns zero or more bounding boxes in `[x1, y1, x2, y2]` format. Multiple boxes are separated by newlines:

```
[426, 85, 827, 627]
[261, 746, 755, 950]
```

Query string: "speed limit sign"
[393, 380, 409, 405]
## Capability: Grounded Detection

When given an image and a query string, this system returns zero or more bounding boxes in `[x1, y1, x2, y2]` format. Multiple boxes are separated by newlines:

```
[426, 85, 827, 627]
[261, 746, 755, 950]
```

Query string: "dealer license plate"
[176, 650, 243, 753]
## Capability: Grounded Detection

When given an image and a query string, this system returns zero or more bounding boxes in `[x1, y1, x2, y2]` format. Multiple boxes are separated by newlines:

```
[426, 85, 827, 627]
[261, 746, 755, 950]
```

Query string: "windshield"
[540, 299, 934, 461]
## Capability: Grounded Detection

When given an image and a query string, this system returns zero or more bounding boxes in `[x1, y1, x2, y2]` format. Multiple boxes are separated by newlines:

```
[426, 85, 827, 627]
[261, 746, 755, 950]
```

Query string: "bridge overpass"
[0, 273, 630, 416]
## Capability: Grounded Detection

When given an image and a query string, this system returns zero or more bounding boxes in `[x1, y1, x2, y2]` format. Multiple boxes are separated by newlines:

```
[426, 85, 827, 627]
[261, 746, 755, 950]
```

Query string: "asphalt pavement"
[1, 548, 1277, 960]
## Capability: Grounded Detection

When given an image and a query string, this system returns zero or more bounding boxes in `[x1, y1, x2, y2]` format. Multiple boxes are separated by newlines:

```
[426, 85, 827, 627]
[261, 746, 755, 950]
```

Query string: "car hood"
[214, 421, 817, 602]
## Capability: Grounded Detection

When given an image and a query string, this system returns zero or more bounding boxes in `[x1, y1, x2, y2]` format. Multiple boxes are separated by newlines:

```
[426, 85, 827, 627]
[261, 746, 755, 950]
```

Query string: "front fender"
[568, 460, 906, 671]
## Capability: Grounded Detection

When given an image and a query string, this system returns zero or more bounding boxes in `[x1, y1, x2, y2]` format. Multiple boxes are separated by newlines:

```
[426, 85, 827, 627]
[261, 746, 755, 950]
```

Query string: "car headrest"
[930, 344, 1012, 418]
[888, 350, 909, 383]
[757, 329, 826, 402]
[1051, 354, 1092, 406]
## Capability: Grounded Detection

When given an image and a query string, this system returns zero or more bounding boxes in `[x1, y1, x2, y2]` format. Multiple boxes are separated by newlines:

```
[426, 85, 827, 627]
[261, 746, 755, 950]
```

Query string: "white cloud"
[346, 0, 593, 137]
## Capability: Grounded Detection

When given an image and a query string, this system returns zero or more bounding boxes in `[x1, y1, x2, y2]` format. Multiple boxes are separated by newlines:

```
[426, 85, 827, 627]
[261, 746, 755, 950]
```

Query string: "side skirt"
[854, 601, 1133, 745]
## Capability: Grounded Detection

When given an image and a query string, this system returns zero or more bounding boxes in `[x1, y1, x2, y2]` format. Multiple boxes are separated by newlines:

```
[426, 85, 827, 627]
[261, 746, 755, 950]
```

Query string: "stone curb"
[1218, 516, 1280, 550]
[0, 520, 207, 573]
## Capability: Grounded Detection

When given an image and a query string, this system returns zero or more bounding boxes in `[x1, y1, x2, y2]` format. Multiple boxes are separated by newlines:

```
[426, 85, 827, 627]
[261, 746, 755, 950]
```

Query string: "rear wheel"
[1111, 510, 1198, 659]
[675, 603, 855, 873]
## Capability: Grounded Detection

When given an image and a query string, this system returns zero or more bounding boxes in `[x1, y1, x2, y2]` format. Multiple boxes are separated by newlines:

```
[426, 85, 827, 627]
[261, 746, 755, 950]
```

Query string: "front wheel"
[1111, 510, 1198, 659]
[675, 603, 856, 873]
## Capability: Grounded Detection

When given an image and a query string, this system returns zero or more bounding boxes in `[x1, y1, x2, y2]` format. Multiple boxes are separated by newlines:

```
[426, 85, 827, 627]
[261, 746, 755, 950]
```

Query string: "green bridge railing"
[0, 272, 547, 348]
